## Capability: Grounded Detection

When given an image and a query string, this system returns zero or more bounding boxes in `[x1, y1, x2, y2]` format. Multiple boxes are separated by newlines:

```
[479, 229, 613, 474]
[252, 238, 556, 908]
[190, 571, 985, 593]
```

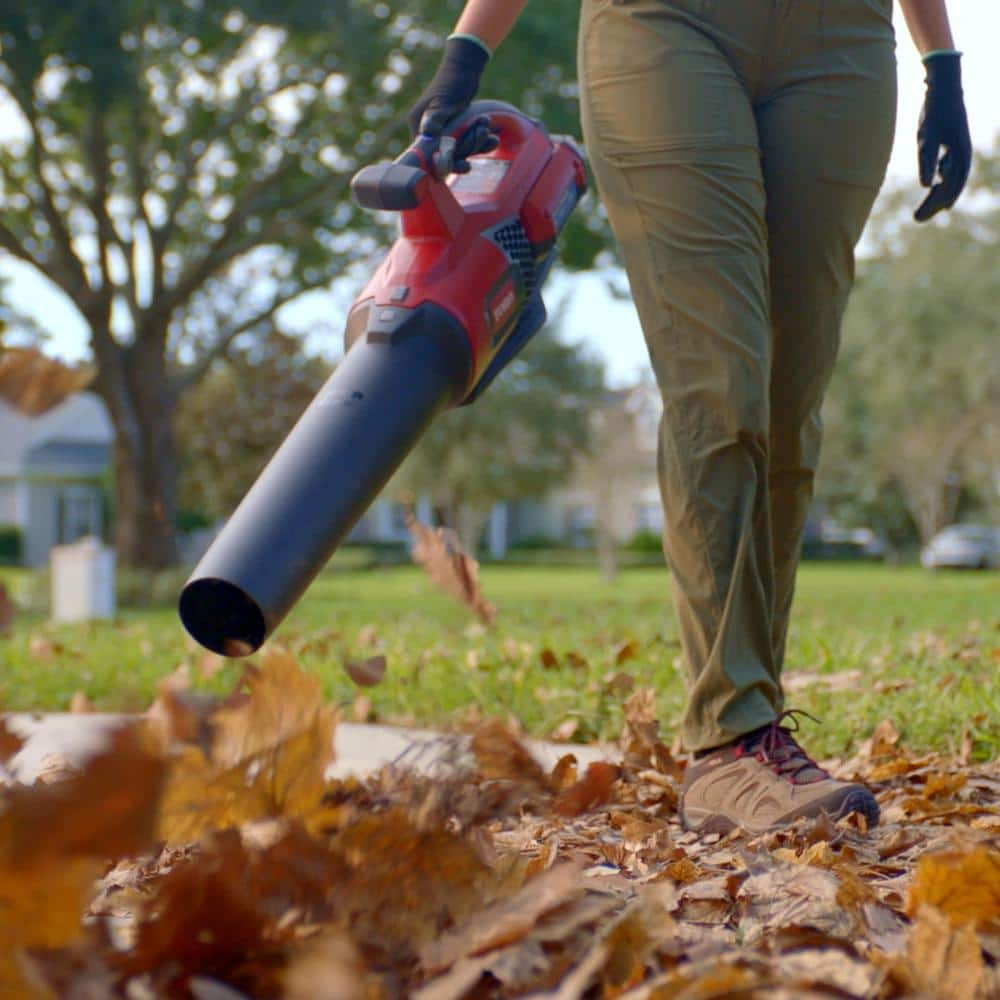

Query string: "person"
[407, 0, 971, 835]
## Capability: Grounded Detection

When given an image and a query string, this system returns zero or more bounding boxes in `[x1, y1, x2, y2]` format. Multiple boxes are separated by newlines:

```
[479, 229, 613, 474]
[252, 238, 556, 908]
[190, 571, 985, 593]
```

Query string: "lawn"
[1, 562, 997, 760]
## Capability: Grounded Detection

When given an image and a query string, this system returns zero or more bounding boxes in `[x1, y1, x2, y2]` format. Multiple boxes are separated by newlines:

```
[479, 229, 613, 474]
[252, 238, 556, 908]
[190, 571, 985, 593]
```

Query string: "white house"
[0, 392, 113, 566]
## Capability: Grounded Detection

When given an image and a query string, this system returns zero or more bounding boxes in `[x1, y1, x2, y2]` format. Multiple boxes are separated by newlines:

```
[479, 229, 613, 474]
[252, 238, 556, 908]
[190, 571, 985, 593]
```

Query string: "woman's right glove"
[914, 51, 972, 222]
[407, 35, 490, 171]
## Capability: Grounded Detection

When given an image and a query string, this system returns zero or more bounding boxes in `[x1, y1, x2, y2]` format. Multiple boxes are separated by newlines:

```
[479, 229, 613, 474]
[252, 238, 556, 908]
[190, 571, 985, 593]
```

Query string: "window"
[57, 487, 101, 544]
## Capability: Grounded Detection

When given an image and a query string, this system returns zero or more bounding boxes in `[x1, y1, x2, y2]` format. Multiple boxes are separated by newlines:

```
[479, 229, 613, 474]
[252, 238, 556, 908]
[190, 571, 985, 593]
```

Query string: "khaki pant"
[578, 0, 896, 750]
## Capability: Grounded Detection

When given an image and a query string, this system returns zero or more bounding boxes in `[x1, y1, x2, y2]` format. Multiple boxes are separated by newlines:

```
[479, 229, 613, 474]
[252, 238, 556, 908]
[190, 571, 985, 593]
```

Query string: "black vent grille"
[492, 221, 536, 297]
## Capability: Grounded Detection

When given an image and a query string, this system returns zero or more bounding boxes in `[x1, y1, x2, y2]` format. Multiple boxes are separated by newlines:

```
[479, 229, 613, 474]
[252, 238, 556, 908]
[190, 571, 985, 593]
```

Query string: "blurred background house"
[0, 392, 112, 567]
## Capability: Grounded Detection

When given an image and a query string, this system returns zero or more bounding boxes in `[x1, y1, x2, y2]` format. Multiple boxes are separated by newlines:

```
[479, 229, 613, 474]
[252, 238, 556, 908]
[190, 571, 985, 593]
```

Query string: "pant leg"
[578, 0, 780, 752]
[758, 0, 897, 667]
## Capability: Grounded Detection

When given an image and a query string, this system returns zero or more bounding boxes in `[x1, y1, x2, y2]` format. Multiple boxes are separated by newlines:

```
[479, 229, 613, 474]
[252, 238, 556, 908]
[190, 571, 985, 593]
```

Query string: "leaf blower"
[179, 101, 587, 656]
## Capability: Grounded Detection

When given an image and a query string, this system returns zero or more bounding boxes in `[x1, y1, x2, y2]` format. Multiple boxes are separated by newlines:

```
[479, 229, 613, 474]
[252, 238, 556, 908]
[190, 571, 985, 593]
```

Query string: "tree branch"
[168, 276, 336, 394]
[4, 84, 89, 299]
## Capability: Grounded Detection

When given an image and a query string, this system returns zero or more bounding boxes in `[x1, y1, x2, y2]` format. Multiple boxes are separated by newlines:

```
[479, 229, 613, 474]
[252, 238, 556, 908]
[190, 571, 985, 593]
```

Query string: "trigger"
[433, 136, 457, 179]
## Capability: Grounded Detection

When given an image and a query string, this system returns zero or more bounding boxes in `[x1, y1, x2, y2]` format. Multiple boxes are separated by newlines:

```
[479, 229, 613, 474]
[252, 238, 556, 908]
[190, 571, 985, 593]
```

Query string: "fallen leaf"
[555, 762, 621, 818]
[344, 654, 387, 688]
[420, 864, 584, 973]
[0, 719, 24, 765]
[0, 723, 165, 864]
[406, 513, 496, 624]
[539, 648, 559, 669]
[906, 844, 1000, 928]
[869, 718, 901, 758]
[549, 754, 578, 791]
[782, 669, 863, 693]
[469, 720, 548, 791]
[614, 640, 638, 665]
[283, 931, 368, 1000]
[0, 856, 103, 996]
[899, 904, 985, 1000]
[69, 691, 93, 714]
[550, 718, 579, 742]
[28, 634, 59, 661]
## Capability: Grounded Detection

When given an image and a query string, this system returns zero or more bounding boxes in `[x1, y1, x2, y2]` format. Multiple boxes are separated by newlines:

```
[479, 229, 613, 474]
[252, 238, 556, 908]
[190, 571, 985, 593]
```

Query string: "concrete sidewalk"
[3, 713, 619, 784]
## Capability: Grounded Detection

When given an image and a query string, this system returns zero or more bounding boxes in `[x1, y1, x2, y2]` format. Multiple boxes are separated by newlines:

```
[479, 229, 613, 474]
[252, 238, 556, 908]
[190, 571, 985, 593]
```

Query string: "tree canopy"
[0, 0, 603, 566]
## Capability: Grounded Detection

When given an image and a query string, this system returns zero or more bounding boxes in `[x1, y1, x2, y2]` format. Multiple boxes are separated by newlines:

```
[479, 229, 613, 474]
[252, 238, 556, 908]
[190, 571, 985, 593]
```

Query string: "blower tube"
[178, 308, 470, 656]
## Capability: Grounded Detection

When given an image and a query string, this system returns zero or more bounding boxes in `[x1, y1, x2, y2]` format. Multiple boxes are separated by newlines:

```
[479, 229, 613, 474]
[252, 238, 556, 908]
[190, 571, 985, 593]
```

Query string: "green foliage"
[0, 0, 603, 566]
[623, 530, 662, 553]
[0, 524, 23, 564]
[175, 328, 328, 518]
[820, 152, 1000, 545]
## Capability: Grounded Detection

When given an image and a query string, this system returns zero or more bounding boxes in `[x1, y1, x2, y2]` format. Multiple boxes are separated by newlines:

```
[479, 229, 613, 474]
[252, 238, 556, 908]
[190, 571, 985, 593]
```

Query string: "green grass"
[1, 563, 997, 760]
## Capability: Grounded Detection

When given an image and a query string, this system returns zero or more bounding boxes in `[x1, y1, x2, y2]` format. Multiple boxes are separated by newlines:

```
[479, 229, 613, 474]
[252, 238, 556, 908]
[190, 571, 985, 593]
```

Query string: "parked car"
[921, 524, 1000, 570]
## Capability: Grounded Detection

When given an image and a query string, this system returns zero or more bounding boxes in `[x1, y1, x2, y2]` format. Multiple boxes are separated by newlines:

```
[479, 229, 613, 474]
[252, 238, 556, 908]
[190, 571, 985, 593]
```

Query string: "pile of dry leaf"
[1, 648, 998, 998]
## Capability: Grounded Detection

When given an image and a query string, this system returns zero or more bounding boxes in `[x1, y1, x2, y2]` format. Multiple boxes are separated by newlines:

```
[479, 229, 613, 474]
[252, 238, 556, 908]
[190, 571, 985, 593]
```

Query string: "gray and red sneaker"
[680, 712, 878, 836]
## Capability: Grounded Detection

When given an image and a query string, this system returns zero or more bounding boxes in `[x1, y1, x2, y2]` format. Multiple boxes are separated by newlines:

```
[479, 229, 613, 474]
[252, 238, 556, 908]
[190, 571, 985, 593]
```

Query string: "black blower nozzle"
[179, 318, 469, 655]
[179, 101, 586, 655]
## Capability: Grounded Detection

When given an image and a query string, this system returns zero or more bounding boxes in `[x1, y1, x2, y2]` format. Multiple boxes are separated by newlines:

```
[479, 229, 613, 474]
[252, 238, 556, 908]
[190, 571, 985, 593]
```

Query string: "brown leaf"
[283, 931, 368, 1000]
[406, 512, 496, 624]
[550, 718, 579, 742]
[906, 844, 1000, 929]
[539, 648, 559, 669]
[146, 672, 218, 755]
[869, 718, 902, 758]
[212, 647, 325, 768]
[157, 705, 337, 843]
[344, 654, 387, 688]
[0, 718, 24, 765]
[614, 640, 638, 665]
[28, 634, 59, 661]
[900, 905, 986, 1000]
[0, 347, 96, 416]
[564, 650, 588, 670]
[555, 762, 621, 818]
[69, 691, 93, 714]
[0, 856, 103, 996]
[197, 650, 226, 680]
[469, 720, 548, 791]
[0, 584, 14, 633]
[0, 723, 165, 864]
[420, 864, 584, 973]
[549, 753, 579, 791]
[604, 671, 635, 697]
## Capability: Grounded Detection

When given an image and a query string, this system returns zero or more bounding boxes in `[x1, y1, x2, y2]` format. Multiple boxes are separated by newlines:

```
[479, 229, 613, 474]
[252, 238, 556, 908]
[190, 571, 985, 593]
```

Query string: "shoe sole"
[681, 787, 880, 837]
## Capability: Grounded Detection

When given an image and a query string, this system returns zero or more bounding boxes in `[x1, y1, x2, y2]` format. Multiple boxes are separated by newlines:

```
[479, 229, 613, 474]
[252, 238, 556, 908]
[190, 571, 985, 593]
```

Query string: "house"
[348, 381, 664, 556]
[0, 392, 113, 566]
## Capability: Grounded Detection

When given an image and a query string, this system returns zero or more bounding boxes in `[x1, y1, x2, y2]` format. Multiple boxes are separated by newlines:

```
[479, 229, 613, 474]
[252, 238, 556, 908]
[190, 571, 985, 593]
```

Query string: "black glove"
[408, 36, 489, 138]
[914, 52, 972, 222]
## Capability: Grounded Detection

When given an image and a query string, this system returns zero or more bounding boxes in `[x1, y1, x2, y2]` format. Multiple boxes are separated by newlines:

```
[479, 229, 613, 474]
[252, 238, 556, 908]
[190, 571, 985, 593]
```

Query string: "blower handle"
[350, 101, 536, 212]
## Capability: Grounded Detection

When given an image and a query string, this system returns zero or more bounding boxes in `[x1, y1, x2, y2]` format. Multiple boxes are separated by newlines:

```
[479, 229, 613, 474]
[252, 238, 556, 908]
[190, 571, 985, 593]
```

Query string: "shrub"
[623, 530, 663, 553]
[0, 524, 22, 564]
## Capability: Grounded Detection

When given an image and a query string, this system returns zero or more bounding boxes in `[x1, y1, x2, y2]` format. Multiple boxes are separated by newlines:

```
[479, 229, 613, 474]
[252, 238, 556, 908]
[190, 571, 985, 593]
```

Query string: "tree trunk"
[93, 331, 178, 568]
[456, 505, 489, 557]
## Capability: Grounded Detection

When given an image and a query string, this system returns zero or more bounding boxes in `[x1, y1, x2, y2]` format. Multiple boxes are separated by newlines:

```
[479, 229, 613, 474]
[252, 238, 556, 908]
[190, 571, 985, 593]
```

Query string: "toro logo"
[489, 279, 517, 329]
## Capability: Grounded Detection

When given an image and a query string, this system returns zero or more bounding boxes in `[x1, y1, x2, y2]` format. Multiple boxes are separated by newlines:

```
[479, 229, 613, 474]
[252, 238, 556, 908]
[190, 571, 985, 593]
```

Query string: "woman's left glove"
[914, 52, 972, 222]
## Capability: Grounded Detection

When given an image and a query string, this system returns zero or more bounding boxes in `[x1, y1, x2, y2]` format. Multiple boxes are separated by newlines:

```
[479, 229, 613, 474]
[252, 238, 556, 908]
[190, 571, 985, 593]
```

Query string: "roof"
[0, 392, 113, 477]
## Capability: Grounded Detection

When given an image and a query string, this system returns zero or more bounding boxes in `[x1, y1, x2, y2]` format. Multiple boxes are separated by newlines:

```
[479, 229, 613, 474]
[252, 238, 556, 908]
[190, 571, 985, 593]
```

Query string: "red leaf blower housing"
[179, 102, 587, 655]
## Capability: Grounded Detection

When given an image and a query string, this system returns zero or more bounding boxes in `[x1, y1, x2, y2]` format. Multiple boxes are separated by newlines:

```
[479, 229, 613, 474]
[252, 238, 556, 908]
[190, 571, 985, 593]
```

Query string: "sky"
[2, 0, 996, 387]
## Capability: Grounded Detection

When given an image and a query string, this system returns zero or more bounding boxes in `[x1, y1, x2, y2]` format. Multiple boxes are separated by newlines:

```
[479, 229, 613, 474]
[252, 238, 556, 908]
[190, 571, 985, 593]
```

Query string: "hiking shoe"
[680, 711, 879, 835]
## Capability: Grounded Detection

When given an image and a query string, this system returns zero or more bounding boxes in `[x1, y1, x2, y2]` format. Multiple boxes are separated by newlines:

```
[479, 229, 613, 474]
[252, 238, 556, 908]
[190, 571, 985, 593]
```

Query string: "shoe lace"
[737, 710, 829, 785]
